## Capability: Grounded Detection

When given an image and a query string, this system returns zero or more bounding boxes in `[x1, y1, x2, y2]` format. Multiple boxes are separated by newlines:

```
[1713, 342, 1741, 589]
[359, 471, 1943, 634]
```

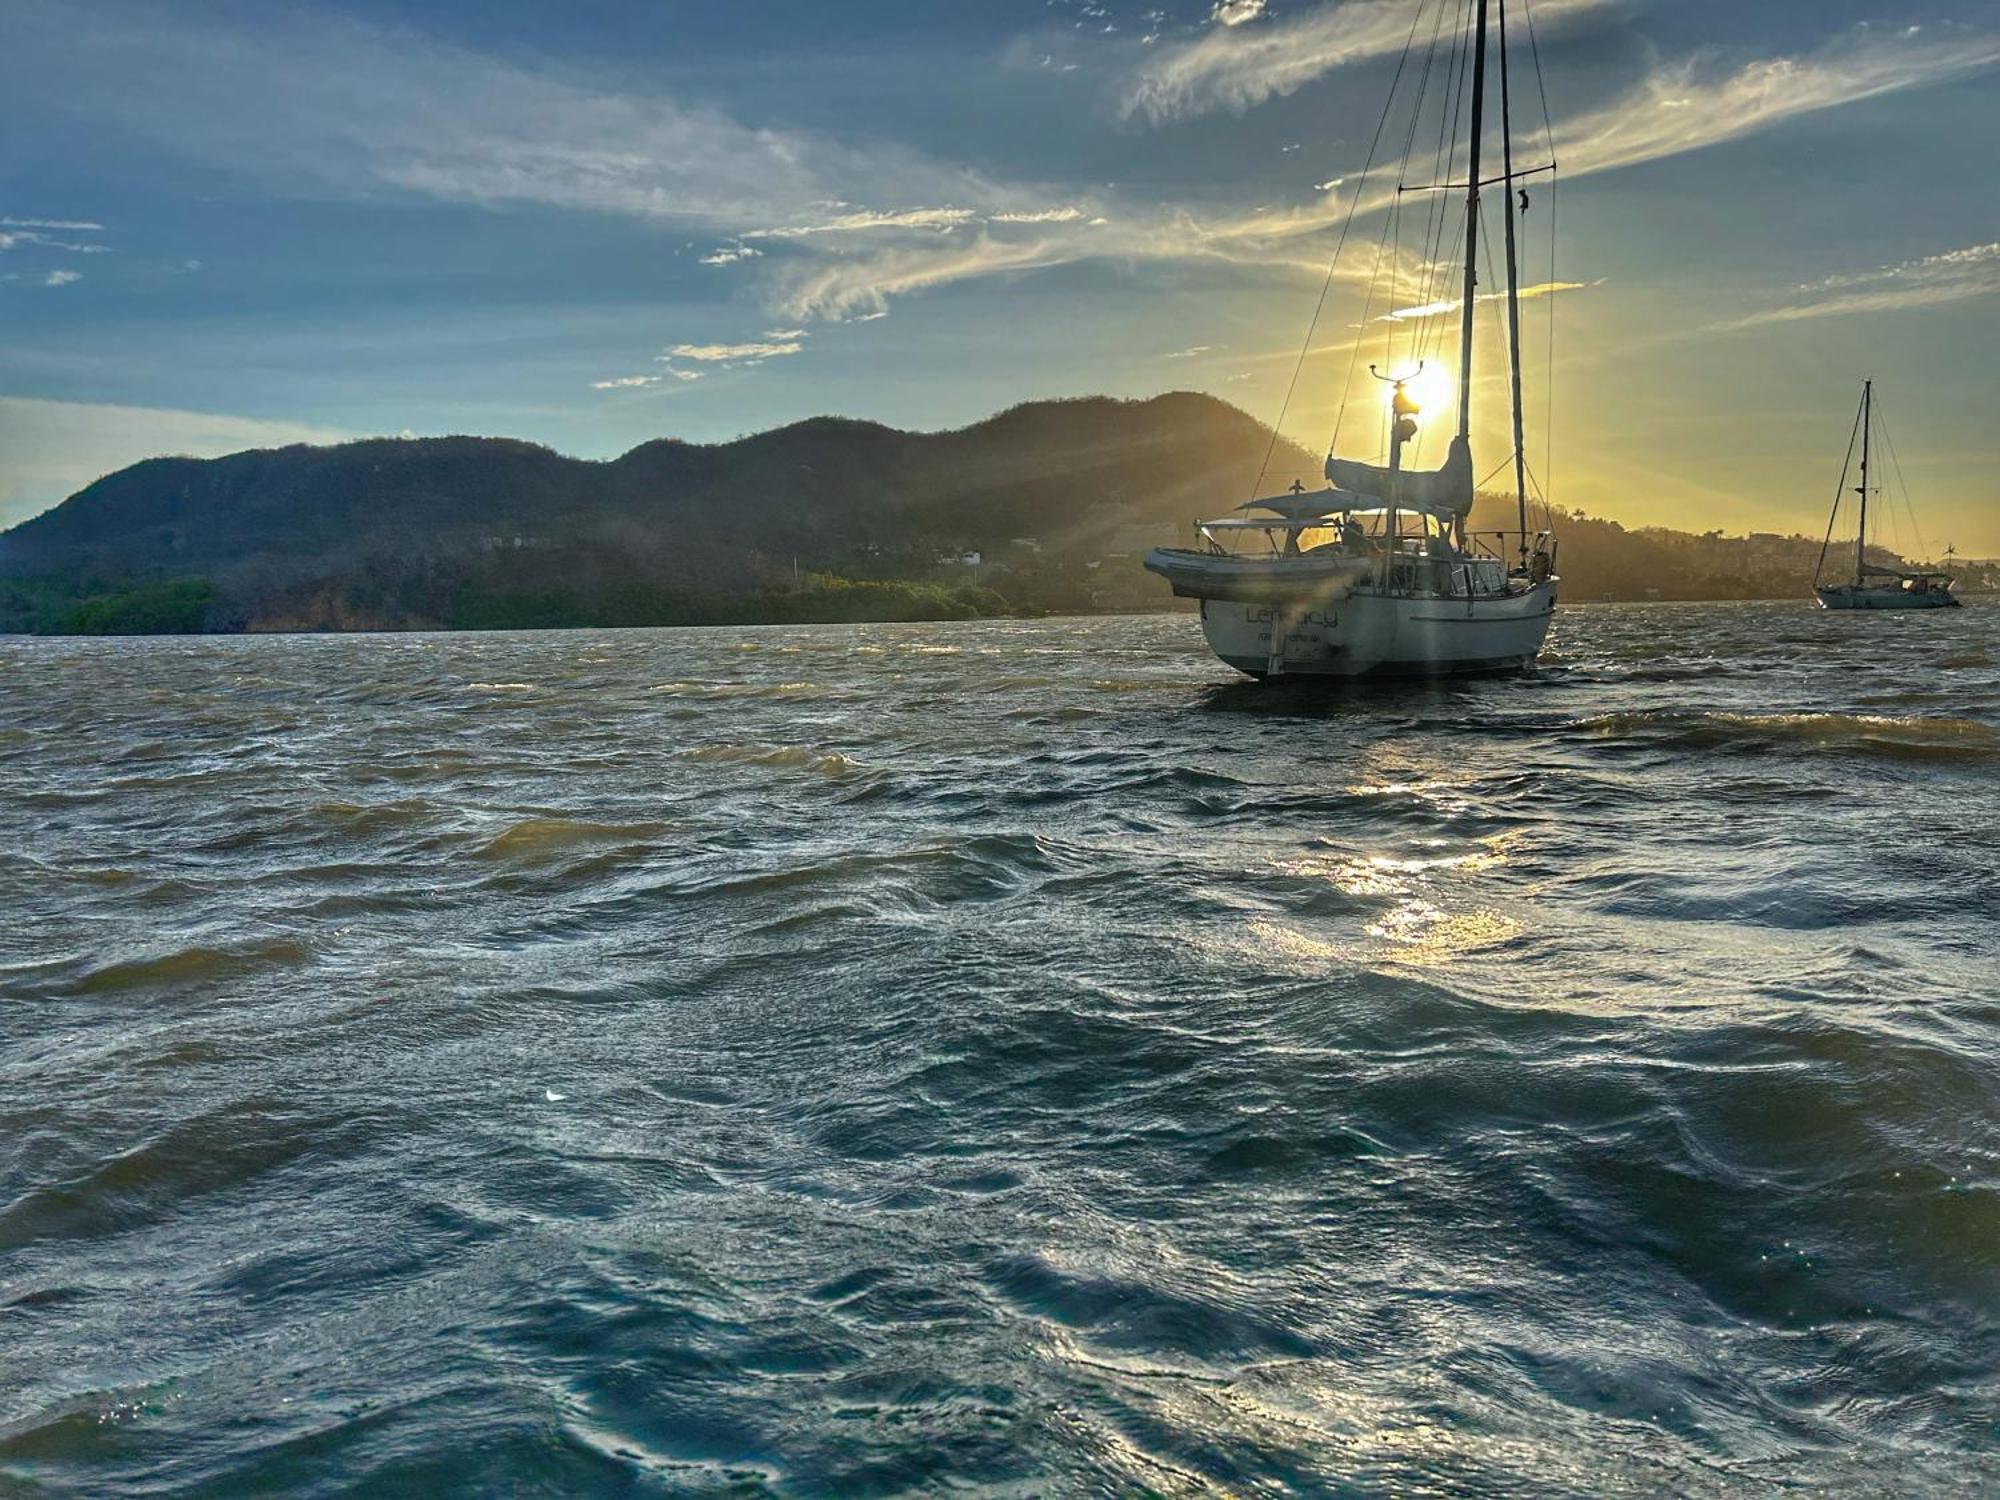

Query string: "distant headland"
[1, 393, 1981, 635]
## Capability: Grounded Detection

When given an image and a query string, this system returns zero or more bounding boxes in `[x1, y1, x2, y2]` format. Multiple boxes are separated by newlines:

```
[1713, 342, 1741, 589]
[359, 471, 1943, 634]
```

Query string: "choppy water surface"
[4, 602, 1999, 1496]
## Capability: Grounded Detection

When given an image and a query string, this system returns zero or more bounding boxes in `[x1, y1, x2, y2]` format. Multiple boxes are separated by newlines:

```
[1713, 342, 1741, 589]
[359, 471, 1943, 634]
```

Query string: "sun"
[1392, 363, 1455, 426]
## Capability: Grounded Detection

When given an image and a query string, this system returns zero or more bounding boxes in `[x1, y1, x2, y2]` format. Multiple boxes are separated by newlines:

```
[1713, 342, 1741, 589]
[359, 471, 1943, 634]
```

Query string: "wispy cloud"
[772, 202, 1444, 321]
[43, 269, 82, 287]
[1088, 19, 2000, 308]
[4, 0, 997, 232]
[664, 340, 804, 363]
[989, 206, 1092, 224]
[1716, 242, 2000, 331]
[0, 228, 111, 253]
[1, 216, 105, 231]
[745, 206, 979, 239]
[1378, 280, 1595, 321]
[18, 0, 1997, 337]
[5, 2, 1094, 319]
[1212, 1, 1267, 28]
[592, 368, 703, 390]
[1550, 24, 2000, 179]
[775, 233, 1089, 321]
[1123, 0, 1612, 124]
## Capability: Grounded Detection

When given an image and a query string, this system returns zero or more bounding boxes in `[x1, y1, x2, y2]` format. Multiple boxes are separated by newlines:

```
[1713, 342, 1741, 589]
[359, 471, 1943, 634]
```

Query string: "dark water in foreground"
[4, 602, 1998, 1496]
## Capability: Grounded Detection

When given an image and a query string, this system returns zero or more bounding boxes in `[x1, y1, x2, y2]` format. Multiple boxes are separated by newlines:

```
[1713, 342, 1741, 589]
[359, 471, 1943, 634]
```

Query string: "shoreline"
[5, 592, 1990, 641]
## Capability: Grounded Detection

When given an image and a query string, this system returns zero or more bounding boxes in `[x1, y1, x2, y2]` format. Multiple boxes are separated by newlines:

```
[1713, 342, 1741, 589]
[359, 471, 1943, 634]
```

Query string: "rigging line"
[1417, 204, 1468, 375]
[1545, 169, 1557, 508]
[1385, 169, 1410, 393]
[1333, 14, 1437, 464]
[1519, 0, 1558, 509]
[1815, 393, 1865, 585]
[1414, 0, 1476, 380]
[1479, 198, 1553, 531]
[1408, 0, 1469, 372]
[1387, 2, 1449, 380]
[1424, 2, 1472, 330]
[1520, 453, 1556, 534]
[1333, 197, 1399, 457]
[1420, 0, 1474, 356]
[1249, 0, 1431, 499]
[1498, 0, 1531, 558]
[1520, 0, 1558, 161]
[1476, 192, 1512, 453]
[1873, 397, 1931, 563]
[1415, 5, 1460, 302]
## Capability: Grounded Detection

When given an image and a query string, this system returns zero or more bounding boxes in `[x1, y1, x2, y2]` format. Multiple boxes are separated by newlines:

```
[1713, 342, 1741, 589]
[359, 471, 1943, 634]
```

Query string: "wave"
[649, 680, 825, 700]
[69, 939, 314, 996]
[305, 799, 440, 837]
[0, 1099, 345, 1247]
[473, 817, 672, 862]
[676, 743, 866, 775]
[1572, 709, 2000, 761]
[9, 606, 2000, 1495]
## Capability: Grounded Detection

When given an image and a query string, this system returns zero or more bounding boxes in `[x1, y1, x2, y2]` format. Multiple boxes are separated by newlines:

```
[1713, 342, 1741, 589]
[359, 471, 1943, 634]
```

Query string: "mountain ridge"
[1, 392, 1318, 630]
[2, 390, 1969, 634]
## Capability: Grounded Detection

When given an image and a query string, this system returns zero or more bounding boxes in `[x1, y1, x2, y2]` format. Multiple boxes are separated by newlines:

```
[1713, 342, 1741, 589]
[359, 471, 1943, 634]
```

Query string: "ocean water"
[3, 601, 1998, 1497]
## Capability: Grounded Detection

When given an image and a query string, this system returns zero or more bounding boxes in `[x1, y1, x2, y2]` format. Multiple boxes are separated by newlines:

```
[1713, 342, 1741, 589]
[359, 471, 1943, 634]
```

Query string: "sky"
[1, 0, 1996, 554]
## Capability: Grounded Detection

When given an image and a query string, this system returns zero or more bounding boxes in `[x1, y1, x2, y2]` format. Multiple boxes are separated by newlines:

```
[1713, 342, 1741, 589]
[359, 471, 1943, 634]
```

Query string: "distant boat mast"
[1855, 378, 1871, 586]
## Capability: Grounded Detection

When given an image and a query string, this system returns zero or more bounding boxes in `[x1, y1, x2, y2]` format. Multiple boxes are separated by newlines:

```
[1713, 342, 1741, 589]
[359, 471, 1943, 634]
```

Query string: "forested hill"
[0, 393, 1318, 631]
[0, 391, 1946, 633]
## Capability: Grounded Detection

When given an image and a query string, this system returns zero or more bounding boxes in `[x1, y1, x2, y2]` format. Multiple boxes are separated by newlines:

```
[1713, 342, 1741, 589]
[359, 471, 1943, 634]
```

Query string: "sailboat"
[1813, 381, 1960, 610]
[1145, 0, 1558, 678]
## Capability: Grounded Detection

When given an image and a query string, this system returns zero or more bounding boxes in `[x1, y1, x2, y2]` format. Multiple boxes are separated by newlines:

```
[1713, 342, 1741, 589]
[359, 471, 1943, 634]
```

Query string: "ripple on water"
[1572, 708, 2000, 761]
[4, 604, 1999, 1495]
[472, 817, 676, 863]
[66, 939, 316, 998]
[675, 743, 867, 775]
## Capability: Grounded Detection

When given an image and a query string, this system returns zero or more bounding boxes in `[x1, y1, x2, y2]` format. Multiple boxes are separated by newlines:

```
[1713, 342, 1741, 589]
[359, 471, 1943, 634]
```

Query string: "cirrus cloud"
[1123, 0, 1614, 125]
[1716, 242, 2000, 332]
[664, 340, 804, 363]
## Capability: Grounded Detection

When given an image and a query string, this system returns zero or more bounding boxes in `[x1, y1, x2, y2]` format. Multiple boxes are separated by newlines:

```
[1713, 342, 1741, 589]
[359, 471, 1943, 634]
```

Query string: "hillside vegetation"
[0, 392, 1946, 633]
[2, 393, 1309, 632]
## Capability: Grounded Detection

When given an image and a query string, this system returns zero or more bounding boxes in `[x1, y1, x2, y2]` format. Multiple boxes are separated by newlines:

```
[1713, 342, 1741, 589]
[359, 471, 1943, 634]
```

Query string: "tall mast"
[1455, 0, 1490, 444]
[1856, 379, 1871, 585]
[1498, 0, 1528, 566]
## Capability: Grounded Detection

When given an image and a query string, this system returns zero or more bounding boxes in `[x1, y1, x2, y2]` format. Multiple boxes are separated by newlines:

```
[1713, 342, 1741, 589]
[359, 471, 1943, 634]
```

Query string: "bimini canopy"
[1198, 506, 1445, 530]
[1236, 490, 1345, 522]
[1324, 433, 1474, 521]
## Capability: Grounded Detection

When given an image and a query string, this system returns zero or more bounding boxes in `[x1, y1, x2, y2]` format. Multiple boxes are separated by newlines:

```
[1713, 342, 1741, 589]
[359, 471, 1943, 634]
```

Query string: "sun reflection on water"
[1264, 828, 1526, 967]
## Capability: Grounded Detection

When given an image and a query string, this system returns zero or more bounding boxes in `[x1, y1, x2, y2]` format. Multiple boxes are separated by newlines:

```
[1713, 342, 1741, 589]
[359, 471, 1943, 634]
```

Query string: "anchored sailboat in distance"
[1813, 381, 1960, 610]
[1146, 0, 1558, 678]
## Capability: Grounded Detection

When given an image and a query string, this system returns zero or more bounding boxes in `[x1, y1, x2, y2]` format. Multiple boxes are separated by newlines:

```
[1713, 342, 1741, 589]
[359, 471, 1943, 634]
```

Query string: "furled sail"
[1324, 433, 1474, 519]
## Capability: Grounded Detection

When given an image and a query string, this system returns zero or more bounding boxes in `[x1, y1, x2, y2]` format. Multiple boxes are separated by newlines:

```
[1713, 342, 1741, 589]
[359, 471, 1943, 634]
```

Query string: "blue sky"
[2, 0, 1996, 552]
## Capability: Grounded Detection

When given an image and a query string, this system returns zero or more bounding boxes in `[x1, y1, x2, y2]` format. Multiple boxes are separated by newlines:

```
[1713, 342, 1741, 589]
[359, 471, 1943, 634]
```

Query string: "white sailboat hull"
[1815, 584, 1959, 611]
[1196, 581, 1557, 678]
